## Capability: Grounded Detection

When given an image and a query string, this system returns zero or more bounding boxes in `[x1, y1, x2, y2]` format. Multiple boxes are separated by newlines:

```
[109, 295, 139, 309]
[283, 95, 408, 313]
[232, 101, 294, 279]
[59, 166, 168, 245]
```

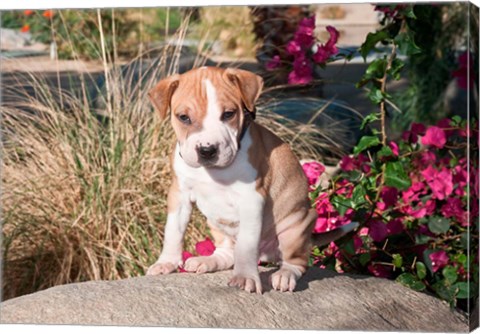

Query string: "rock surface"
[0, 267, 468, 331]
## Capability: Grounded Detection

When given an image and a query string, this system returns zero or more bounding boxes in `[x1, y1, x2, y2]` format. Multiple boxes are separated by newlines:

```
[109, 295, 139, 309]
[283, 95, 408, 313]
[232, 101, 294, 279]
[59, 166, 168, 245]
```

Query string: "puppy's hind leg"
[184, 225, 235, 273]
[271, 208, 317, 292]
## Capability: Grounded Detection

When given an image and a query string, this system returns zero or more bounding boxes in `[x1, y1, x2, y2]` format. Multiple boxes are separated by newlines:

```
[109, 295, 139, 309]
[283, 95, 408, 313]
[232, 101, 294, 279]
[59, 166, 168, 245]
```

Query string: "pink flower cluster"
[304, 118, 477, 280]
[265, 16, 340, 85]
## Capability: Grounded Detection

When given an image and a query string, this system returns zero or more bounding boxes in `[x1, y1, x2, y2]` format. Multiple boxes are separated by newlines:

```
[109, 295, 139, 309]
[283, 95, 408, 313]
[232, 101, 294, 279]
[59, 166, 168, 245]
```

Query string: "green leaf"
[455, 254, 468, 266]
[402, 5, 417, 19]
[432, 280, 457, 303]
[395, 31, 421, 56]
[416, 262, 427, 280]
[442, 266, 458, 285]
[392, 254, 403, 268]
[351, 185, 367, 208]
[453, 282, 470, 299]
[451, 115, 462, 125]
[353, 135, 381, 154]
[365, 58, 387, 79]
[360, 113, 380, 130]
[423, 249, 436, 275]
[384, 161, 411, 190]
[343, 239, 355, 255]
[359, 253, 371, 266]
[367, 86, 385, 104]
[415, 234, 432, 245]
[360, 30, 390, 60]
[396, 273, 426, 291]
[388, 58, 405, 80]
[377, 146, 394, 159]
[331, 196, 350, 216]
[460, 232, 469, 248]
[427, 216, 451, 234]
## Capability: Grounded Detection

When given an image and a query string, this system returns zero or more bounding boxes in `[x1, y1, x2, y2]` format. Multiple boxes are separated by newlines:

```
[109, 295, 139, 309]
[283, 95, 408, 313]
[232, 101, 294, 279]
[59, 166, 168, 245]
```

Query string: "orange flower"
[24, 9, 33, 16]
[42, 10, 54, 19]
[20, 24, 30, 33]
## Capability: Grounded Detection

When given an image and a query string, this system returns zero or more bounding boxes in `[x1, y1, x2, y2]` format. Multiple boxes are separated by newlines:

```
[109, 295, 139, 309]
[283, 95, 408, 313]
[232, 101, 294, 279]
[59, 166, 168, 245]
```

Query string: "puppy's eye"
[221, 110, 236, 121]
[177, 114, 191, 125]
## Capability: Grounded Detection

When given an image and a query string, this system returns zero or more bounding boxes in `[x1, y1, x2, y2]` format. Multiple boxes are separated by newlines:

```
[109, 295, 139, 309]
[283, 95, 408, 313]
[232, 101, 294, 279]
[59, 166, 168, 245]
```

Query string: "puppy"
[146, 66, 318, 294]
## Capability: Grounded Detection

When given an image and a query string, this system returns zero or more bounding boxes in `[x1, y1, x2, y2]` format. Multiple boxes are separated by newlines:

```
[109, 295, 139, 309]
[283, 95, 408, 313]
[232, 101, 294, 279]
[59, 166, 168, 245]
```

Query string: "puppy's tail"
[311, 222, 359, 248]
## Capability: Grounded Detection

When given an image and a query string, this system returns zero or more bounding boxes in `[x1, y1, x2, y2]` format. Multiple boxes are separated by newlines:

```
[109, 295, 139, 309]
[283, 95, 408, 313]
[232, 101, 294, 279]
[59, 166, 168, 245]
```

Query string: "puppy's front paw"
[184, 256, 218, 273]
[271, 268, 299, 292]
[228, 274, 262, 294]
[146, 262, 177, 276]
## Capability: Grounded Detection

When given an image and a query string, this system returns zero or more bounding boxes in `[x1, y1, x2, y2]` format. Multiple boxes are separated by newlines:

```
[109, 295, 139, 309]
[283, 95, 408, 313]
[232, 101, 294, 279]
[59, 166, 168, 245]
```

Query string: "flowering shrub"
[304, 117, 478, 307]
[265, 15, 340, 85]
[12, 9, 141, 60]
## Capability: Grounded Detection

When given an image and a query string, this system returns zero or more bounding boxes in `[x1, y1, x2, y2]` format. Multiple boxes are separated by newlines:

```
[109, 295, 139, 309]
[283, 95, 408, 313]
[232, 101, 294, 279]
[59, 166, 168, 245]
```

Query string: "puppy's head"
[148, 67, 263, 168]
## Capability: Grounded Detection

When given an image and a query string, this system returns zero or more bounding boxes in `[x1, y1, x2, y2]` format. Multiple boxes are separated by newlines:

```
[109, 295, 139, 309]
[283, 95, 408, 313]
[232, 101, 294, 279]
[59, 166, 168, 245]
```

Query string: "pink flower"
[453, 165, 468, 187]
[353, 235, 363, 253]
[312, 26, 339, 64]
[381, 186, 398, 208]
[388, 141, 399, 156]
[314, 217, 329, 233]
[368, 220, 388, 242]
[402, 181, 427, 204]
[368, 263, 393, 278]
[326, 26, 339, 45]
[178, 251, 194, 273]
[421, 166, 453, 200]
[415, 151, 436, 167]
[402, 199, 435, 219]
[441, 197, 467, 225]
[429, 250, 449, 272]
[195, 238, 216, 256]
[265, 55, 281, 71]
[359, 227, 369, 236]
[286, 40, 303, 56]
[340, 154, 370, 173]
[299, 15, 316, 29]
[182, 251, 193, 262]
[292, 16, 316, 49]
[302, 161, 326, 186]
[436, 118, 455, 137]
[288, 55, 313, 84]
[312, 47, 330, 64]
[340, 155, 356, 171]
[387, 218, 404, 235]
[402, 123, 426, 143]
[421, 126, 447, 149]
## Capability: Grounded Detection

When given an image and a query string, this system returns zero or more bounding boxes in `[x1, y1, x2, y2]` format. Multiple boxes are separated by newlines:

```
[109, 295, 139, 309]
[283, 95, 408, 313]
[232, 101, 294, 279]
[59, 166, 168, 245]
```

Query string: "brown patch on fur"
[149, 67, 263, 144]
[247, 122, 316, 269]
[217, 219, 239, 229]
[167, 174, 180, 214]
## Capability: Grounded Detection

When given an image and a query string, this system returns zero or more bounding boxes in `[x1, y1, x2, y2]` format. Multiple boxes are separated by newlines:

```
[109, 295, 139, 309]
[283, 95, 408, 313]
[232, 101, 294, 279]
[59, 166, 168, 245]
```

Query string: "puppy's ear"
[224, 68, 264, 112]
[148, 75, 180, 120]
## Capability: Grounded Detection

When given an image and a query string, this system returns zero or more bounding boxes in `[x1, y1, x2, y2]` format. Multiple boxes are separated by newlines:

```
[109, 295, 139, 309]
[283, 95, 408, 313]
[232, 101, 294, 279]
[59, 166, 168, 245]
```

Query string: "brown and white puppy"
[146, 66, 317, 294]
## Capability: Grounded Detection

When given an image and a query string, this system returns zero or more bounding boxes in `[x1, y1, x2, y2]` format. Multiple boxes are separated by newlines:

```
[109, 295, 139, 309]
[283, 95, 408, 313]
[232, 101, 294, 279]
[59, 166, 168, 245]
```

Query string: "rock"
[0, 267, 468, 331]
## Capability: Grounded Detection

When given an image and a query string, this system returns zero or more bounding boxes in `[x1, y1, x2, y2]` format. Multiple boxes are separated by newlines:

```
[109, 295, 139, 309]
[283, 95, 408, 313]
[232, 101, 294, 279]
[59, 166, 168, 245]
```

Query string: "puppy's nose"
[197, 145, 218, 160]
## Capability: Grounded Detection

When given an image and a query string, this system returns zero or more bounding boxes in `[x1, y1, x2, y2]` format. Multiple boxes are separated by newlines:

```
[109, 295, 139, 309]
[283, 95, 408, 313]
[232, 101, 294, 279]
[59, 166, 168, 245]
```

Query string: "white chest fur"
[173, 129, 262, 237]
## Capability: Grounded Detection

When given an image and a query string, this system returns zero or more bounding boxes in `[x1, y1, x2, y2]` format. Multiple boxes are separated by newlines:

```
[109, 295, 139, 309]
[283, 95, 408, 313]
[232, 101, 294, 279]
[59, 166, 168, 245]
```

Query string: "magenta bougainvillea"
[265, 15, 340, 85]
[304, 117, 478, 305]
